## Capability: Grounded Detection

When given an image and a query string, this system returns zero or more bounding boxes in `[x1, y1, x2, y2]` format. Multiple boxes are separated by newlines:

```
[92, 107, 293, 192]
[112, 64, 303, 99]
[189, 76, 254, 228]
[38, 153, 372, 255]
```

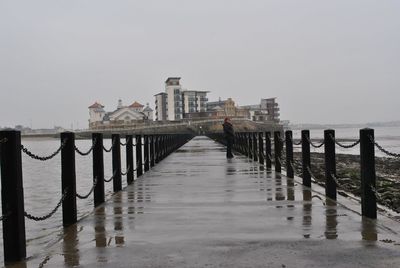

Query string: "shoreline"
[291, 152, 400, 213]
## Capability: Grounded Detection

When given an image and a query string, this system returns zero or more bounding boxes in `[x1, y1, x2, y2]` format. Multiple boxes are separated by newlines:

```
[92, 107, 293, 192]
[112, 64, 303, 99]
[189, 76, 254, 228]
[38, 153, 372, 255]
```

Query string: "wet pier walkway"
[24, 137, 400, 267]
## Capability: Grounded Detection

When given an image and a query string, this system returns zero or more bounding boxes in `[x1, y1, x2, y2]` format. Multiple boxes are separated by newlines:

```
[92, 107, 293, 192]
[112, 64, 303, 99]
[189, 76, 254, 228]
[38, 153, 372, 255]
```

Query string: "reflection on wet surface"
[94, 207, 107, 248]
[303, 189, 312, 239]
[362, 217, 378, 242]
[63, 224, 80, 266]
[325, 199, 338, 239]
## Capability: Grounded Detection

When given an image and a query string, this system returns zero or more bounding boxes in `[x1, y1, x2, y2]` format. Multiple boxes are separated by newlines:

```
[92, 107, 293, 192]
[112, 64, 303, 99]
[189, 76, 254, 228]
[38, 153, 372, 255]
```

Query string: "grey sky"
[1, 0, 399, 128]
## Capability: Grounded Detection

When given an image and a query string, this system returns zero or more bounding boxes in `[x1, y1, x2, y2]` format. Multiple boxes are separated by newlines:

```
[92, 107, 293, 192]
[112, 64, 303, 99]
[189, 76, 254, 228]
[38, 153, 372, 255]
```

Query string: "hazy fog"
[1, 0, 399, 129]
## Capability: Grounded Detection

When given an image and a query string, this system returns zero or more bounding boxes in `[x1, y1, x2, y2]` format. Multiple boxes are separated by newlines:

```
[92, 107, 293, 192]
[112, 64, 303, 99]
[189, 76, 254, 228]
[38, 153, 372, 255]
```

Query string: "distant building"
[88, 100, 153, 129]
[165, 77, 183, 121]
[185, 98, 249, 119]
[154, 77, 209, 121]
[182, 90, 208, 114]
[241, 98, 280, 122]
[154, 92, 168, 121]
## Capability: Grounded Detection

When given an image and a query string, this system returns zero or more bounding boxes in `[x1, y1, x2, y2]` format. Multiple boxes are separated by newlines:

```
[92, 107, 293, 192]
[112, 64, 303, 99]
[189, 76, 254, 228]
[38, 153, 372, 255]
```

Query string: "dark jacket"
[223, 121, 235, 143]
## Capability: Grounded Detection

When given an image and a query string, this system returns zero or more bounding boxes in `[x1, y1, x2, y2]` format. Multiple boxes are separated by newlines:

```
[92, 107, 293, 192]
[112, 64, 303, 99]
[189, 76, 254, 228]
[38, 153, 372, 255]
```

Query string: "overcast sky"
[1, 0, 399, 129]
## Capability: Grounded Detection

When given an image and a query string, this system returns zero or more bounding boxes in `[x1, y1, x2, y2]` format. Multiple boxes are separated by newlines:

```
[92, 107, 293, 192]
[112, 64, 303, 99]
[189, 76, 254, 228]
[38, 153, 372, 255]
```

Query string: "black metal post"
[150, 135, 155, 167]
[360, 128, 377, 219]
[61, 132, 77, 227]
[161, 135, 165, 160]
[0, 130, 26, 263]
[258, 132, 264, 165]
[126, 135, 134, 185]
[265, 132, 272, 169]
[92, 133, 105, 206]
[253, 132, 258, 161]
[324, 129, 337, 200]
[274, 131, 282, 173]
[112, 134, 122, 192]
[248, 133, 252, 159]
[285, 130, 294, 178]
[154, 135, 160, 164]
[144, 135, 149, 172]
[136, 135, 143, 177]
[302, 130, 311, 187]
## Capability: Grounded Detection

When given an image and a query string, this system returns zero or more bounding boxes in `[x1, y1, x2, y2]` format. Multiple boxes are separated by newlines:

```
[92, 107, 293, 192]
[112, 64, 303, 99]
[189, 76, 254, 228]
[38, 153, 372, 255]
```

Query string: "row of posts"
[211, 128, 376, 218]
[0, 130, 192, 263]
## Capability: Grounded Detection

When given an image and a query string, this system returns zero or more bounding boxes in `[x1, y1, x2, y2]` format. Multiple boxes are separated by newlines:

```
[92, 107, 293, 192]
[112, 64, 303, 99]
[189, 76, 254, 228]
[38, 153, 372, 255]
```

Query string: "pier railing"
[208, 128, 400, 220]
[0, 130, 193, 263]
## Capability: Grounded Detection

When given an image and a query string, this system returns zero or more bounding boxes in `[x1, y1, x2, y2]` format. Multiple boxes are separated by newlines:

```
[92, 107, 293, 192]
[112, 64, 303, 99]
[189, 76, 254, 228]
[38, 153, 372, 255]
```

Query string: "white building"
[154, 92, 167, 121]
[165, 77, 183, 121]
[88, 100, 153, 129]
[154, 77, 209, 121]
[240, 98, 280, 122]
[182, 90, 209, 114]
[142, 103, 154, 121]
[88, 102, 106, 125]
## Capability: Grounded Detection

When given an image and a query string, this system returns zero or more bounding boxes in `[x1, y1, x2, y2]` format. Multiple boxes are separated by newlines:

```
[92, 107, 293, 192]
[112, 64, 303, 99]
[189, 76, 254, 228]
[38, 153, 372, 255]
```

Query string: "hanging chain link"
[24, 188, 68, 221]
[104, 170, 117, 183]
[76, 177, 97, 199]
[21, 139, 67, 161]
[311, 195, 326, 206]
[306, 136, 325, 148]
[0, 138, 8, 144]
[103, 138, 116, 152]
[291, 136, 302, 145]
[306, 166, 323, 185]
[328, 173, 354, 192]
[75, 138, 97, 156]
[121, 166, 131, 176]
[369, 136, 400, 158]
[370, 185, 393, 208]
[120, 141, 127, 146]
[0, 211, 11, 221]
[329, 134, 360, 149]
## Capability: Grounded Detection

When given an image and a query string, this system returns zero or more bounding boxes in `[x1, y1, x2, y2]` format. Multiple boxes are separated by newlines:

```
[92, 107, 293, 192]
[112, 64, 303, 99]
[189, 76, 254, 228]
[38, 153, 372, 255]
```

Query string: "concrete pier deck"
[16, 136, 400, 267]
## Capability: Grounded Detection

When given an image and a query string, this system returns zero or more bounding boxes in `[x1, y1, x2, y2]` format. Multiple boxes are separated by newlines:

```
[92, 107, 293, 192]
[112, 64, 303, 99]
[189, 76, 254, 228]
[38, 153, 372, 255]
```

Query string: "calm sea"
[0, 126, 399, 262]
[291, 126, 400, 156]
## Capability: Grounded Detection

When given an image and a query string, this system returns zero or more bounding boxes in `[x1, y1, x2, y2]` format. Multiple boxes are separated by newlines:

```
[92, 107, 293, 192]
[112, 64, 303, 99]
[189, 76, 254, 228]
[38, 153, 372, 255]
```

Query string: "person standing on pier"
[223, 117, 235, 159]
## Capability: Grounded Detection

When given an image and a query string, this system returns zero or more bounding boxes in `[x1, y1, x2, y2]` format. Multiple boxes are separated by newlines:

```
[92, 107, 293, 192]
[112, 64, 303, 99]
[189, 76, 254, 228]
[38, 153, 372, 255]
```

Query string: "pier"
[1, 130, 400, 267]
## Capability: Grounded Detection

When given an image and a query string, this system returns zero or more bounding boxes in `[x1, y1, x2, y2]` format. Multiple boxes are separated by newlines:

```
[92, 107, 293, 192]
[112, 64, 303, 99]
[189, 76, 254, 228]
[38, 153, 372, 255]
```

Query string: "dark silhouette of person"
[222, 117, 235, 158]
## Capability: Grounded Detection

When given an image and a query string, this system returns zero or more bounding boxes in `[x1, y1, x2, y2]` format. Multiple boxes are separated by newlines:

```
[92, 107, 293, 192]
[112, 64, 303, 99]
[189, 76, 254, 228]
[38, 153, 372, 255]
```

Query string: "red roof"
[88, 102, 104, 108]
[129, 101, 144, 108]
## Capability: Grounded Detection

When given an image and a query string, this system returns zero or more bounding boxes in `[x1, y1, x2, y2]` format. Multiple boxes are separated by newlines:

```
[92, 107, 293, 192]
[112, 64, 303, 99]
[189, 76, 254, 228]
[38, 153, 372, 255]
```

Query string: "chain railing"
[21, 139, 68, 161]
[75, 139, 96, 156]
[329, 134, 360, 149]
[120, 141, 127, 146]
[328, 172, 356, 193]
[306, 136, 325, 148]
[292, 137, 302, 145]
[370, 185, 394, 209]
[370, 136, 400, 158]
[103, 138, 116, 152]
[0, 138, 7, 144]
[121, 166, 131, 176]
[311, 195, 326, 206]
[24, 188, 68, 221]
[104, 170, 117, 183]
[76, 177, 97, 199]
[0, 212, 11, 222]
